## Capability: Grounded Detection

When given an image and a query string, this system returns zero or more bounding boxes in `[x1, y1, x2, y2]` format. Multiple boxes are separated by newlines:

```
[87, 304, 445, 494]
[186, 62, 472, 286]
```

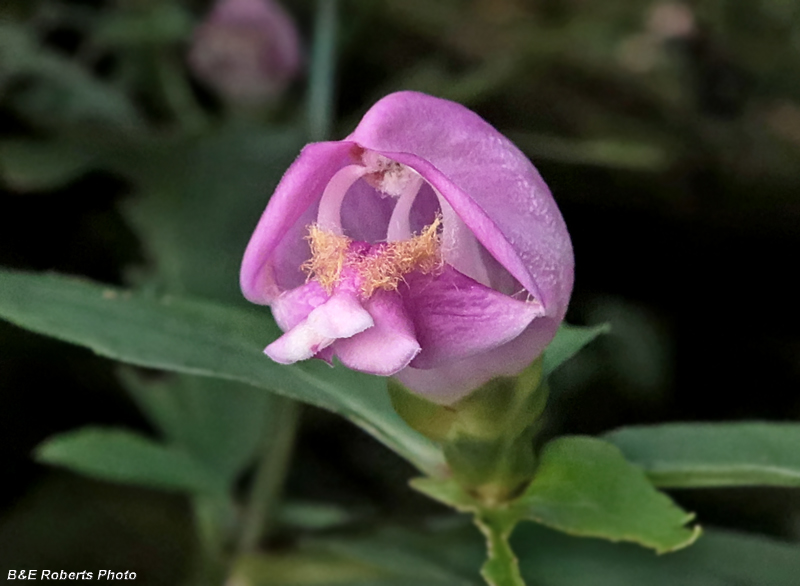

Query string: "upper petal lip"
[239, 139, 565, 316]
[358, 149, 544, 308]
[349, 90, 574, 320]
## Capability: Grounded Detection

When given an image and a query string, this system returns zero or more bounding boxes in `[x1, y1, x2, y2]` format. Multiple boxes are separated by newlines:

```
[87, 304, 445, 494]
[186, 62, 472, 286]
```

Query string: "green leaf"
[514, 523, 800, 586]
[91, 4, 193, 47]
[121, 370, 271, 481]
[604, 422, 800, 488]
[0, 23, 140, 127]
[410, 476, 479, 512]
[512, 523, 800, 586]
[0, 140, 96, 191]
[307, 526, 479, 586]
[115, 128, 305, 483]
[412, 437, 699, 579]
[514, 436, 699, 554]
[542, 323, 610, 376]
[673, 529, 800, 586]
[35, 427, 224, 494]
[244, 520, 800, 586]
[0, 269, 444, 476]
[278, 501, 353, 531]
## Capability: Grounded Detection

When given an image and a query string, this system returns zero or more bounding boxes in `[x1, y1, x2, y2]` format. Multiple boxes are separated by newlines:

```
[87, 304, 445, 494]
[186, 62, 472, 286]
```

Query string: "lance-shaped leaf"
[121, 369, 271, 481]
[0, 269, 444, 476]
[542, 322, 610, 376]
[35, 427, 224, 494]
[0, 140, 97, 192]
[605, 423, 800, 488]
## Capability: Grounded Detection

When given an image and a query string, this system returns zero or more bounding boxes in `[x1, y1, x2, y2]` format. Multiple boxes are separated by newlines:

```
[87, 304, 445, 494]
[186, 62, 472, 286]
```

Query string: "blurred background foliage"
[1, 0, 799, 584]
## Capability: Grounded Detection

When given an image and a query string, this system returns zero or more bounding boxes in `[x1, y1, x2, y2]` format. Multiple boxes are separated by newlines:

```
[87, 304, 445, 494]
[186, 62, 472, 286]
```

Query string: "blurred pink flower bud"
[241, 92, 574, 404]
[188, 0, 301, 105]
[647, 2, 695, 41]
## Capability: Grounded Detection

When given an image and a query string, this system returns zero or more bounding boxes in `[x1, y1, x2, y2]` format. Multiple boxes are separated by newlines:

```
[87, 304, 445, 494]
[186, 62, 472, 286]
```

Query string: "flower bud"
[241, 92, 574, 403]
[188, 0, 301, 105]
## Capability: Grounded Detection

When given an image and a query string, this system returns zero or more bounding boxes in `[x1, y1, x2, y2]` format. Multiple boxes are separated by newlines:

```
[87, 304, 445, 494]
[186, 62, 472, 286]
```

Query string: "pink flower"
[188, 0, 301, 105]
[241, 92, 574, 403]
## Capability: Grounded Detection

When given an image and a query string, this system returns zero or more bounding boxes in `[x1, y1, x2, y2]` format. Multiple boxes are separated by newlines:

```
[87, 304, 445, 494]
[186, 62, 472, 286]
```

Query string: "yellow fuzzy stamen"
[302, 218, 443, 297]
[356, 217, 442, 297]
[301, 225, 351, 292]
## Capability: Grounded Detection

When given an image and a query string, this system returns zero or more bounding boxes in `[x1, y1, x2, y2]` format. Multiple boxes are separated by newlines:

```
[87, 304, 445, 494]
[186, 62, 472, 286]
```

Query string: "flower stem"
[236, 397, 301, 553]
[190, 495, 236, 585]
[475, 513, 526, 586]
[307, 0, 338, 141]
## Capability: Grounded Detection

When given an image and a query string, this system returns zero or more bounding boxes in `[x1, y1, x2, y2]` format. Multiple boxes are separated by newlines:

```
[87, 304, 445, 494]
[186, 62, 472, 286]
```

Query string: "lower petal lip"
[333, 290, 421, 376]
[395, 316, 561, 404]
[264, 289, 374, 364]
[402, 265, 546, 370]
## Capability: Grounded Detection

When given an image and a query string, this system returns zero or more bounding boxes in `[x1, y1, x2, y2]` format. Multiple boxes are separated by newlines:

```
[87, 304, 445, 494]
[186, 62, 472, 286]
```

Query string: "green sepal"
[389, 357, 546, 443]
[391, 358, 547, 503]
[441, 427, 537, 506]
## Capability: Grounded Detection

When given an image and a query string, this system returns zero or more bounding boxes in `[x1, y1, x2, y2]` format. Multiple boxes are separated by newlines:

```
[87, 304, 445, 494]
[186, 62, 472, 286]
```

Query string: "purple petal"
[334, 290, 421, 376]
[348, 91, 574, 321]
[240, 140, 357, 304]
[403, 266, 545, 369]
[265, 319, 332, 364]
[243, 91, 575, 401]
[395, 317, 560, 404]
[265, 290, 373, 364]
[309, 291, 374, 338]
[189, 0, 302, 103]
[271, 280, 329, 331]
[339, 178, 395, 243]
[315, 346, 335, 364]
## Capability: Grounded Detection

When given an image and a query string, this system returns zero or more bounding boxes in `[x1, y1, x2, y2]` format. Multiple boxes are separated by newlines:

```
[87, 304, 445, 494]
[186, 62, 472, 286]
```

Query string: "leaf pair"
[6, 267, 800, 579]
[414, 436, 700, 586]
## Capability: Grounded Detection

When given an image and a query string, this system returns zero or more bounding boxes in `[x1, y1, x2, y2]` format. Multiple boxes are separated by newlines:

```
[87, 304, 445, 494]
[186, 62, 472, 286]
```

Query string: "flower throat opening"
[303, 151, 444, 298]
[302, 217, 442, 298]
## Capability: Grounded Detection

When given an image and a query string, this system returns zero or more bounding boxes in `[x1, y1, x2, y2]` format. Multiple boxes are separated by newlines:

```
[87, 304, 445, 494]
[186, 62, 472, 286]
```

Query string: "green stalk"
[307, 0, 338, 141]
[237, 397, 301, 553]
[475, 514, 526, 586]
[157, 50, 207, 133]
[189, 495, 235, 586]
